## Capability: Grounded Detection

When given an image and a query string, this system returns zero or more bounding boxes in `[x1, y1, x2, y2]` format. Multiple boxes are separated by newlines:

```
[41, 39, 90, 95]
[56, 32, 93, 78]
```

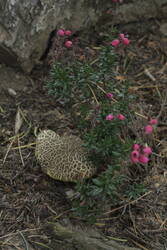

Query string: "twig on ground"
[144, 68, 156, 82]
[102, 191, 153, 216]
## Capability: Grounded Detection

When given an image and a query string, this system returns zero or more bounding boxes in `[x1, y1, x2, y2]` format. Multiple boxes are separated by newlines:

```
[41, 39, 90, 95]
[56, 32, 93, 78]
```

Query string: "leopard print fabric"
[35, 130, 96, 182]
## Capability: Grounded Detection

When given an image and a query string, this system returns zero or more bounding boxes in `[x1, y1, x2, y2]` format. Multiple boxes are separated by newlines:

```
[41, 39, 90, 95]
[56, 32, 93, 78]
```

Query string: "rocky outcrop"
[0, 0, 111, 72]
[0, 0, 167, 73]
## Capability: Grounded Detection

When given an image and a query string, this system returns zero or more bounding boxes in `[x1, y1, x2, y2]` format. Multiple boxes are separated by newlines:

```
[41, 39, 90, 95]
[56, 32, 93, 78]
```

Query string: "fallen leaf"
[115, 75, 126, 81]
[15, 108, 23, 134]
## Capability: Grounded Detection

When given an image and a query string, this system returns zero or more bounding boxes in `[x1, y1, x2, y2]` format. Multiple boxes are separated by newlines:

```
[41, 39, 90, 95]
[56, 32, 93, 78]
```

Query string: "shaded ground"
[0, 32, 167, 250]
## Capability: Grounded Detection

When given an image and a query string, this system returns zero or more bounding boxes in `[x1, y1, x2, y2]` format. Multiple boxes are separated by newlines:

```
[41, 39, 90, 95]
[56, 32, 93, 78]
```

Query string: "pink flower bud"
[122, 38, 130, 45]
[57, 29, 65, 36]
[133, 144, 140, 151]
[119, 33, 125, 40]
[139, 154, 149, 164]
[117, 114, 125, 120]
[65, 30, 72, 36]
[143, 146, 152, 155]
[149, 119, 158, 125]
[111, 39, 120, 47]
[65, 40, 72, 48]
[106, 114, 114, 121]
[130, 150, 139, 163]
[106, 92, 113, 99]
[144, 125, 153, 134]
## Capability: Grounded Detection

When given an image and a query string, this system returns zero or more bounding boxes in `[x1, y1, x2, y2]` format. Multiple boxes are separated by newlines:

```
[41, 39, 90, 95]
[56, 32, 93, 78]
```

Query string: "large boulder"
[0, 0, 167, 73]
[0, 0, 111, 72]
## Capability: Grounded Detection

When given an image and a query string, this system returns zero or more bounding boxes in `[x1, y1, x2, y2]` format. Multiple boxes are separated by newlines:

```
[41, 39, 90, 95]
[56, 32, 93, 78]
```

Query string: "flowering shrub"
[46, 28, 157, 218]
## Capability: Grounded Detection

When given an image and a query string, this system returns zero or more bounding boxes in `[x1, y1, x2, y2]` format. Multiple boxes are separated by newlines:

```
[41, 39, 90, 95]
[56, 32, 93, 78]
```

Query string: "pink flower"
[57, 29, 65, 36]
[106, 114, 114, 121]
[119, 33, 125, 40]
[65, 40, 72, 48]
[144, 125, 153, 134]
[149, 119, 158, 125]
[139, 154, 149, 164]
[130, 150, 139, 163]
[106, 92, 113, 99]
[133, 144, 140, 151]
[122, 38, 130, 45]
[117, 114, 125, 120]
[65, 30, 72, 36]
[111, 39, 120, 47]
[143, 146, 152, 155]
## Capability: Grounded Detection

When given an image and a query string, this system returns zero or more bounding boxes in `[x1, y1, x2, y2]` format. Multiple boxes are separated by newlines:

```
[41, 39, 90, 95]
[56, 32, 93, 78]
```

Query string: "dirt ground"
[0, 31, 167, 250]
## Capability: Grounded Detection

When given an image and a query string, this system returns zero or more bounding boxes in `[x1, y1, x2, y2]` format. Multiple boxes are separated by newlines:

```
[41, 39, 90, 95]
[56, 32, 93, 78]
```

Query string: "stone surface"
[0, 0, 167, 73]
[112, 0, 167, 24]
[46, 221, 140, 250]
[0, 64, 32, 103]
[0, 0, 111, 72]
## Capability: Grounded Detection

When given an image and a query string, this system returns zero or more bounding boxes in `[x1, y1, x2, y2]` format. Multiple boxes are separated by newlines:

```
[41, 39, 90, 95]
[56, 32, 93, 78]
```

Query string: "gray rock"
[112, 0, 167, 24]
[0, 0, 111, 72]
[1, 0, 167, 73]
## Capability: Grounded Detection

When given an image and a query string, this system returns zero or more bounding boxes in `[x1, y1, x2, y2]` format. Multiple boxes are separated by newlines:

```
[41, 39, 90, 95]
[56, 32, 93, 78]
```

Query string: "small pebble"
[7, 88, 17, 96]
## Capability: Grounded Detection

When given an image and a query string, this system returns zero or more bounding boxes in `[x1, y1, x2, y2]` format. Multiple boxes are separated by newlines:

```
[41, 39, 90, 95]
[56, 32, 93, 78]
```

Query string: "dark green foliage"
[46, 46, 117, 104]
[46, 44, 145, 219]
[126, 182, 147, 200]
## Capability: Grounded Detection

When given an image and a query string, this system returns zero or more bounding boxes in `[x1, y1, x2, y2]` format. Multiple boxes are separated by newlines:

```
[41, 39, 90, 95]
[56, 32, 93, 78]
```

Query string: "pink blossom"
[139, 154, 149, 164]
[122, 37, 130, 45]
[149, 119, 158, 125]
[106, 92, 113, 99]
[65, 30, 72, 36]
[106, 114, 114, 121]
[144, 125, 153, 134]
[57, 29, 65, 36]
[65, 40, 72, 48]
[133, 144, 140, 151]
[111, 39, 120, 47]
[119, 33, 125, 40]
[130, 150, 139, 163]
[117, 114, 125, 120]
[143, 146, 152, 155]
